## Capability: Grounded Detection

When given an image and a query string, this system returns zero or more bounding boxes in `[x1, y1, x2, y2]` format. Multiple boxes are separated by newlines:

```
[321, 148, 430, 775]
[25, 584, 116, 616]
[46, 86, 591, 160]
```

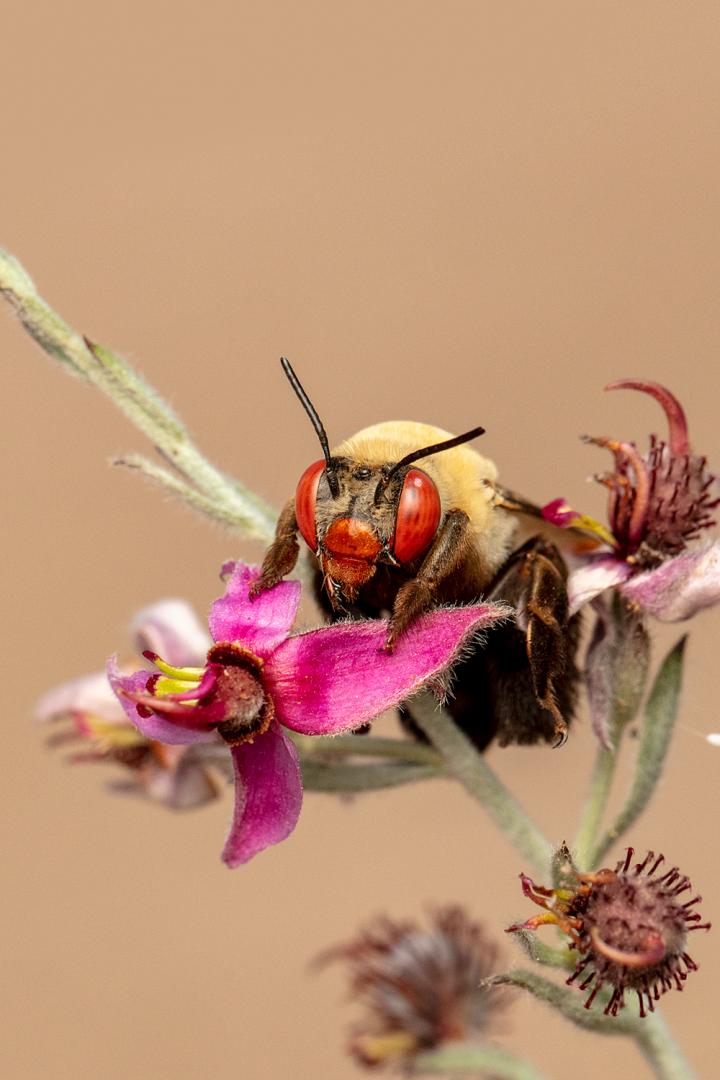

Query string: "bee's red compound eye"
[392, 468, 441, 564]
[295, 460, 325, 551]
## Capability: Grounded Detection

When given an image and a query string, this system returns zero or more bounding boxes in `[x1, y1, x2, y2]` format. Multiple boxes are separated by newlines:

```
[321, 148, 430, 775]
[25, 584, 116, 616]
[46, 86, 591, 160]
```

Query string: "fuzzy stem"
[0, 249, 277, 541]
[572, 745, 618, 871]
[634, 1014, 697, 1080]
[493, 970, 696, 1079]
[410, 695, 553, 874]
[414, 1044, 550, 1079]
[574, 597, 650, 869]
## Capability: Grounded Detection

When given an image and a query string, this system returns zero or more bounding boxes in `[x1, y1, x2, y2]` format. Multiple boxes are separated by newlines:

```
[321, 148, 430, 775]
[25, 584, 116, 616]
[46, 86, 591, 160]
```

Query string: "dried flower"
[542, 380, 720, 620]
[110, 562, 507, 867]
[37, 600, 227, 809]
[322, 906, 505, 1068]
[508, 846, 710, 1017]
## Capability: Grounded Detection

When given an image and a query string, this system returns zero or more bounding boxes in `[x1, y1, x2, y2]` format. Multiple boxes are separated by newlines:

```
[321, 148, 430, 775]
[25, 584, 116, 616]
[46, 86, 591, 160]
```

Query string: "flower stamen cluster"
[542, 380, 720, 620]
[584, 381, 718, 566]
[322, 907, 505, 1068]
[508, 846, 710, 1018]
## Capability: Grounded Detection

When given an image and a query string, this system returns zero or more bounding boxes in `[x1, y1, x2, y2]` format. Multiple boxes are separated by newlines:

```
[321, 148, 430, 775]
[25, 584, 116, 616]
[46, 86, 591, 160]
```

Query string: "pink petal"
[107, 657, 217, 745]
[132, 599, 211, 667]
[208, 562, 301, 657]
[36, 670, 123, 725]
[567, 557, 633, 614]
[265, 604, 509, 735]
[542, 498, 579, 527]
[620, 542, 720, 621]
[222, 722, 303, 867]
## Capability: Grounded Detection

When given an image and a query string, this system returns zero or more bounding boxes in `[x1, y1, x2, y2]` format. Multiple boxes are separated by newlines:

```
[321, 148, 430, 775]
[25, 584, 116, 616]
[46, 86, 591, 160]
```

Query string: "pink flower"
[109, 562, 507, 867]
[37, 601, 229, 810]
[542, 380, 719, 620]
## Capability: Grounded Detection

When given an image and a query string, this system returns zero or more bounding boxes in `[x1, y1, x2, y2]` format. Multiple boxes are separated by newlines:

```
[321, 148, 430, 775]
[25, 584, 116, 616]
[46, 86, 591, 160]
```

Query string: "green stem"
[634, 1014, 697, 1080]
[0, 250, 277, 541]
[414, 1044, 550, 1079]
[494, 970, 696, 1079]
[572, 745, 617, 871]
[410, 695, 553, 874]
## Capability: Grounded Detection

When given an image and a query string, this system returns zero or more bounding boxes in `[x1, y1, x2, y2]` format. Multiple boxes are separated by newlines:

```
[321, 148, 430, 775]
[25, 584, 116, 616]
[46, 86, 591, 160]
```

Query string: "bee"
[252, 358, 579, 749]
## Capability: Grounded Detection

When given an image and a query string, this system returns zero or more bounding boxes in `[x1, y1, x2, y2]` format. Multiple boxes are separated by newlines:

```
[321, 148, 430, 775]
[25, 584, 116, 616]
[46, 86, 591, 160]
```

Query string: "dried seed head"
[509, 846, 711, 1018]
[592, 382, 718, 564]
[321, 906, 505, 1068]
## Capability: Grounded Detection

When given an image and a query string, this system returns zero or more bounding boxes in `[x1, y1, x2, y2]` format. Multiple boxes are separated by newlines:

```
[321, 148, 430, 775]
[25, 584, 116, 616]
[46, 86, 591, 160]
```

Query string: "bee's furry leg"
[445, 537, 580, 749]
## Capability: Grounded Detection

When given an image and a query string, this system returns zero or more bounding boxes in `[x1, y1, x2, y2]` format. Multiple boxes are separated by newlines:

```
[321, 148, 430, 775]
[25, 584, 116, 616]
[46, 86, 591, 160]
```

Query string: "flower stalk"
[410, 694, 553, 874]
[0, 249, 277, 541]
[492, 971, 696, 1080]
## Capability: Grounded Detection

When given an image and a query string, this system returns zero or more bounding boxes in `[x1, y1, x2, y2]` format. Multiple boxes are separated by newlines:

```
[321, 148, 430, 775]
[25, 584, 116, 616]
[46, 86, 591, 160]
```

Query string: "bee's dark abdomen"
[443, 613, 581, 749]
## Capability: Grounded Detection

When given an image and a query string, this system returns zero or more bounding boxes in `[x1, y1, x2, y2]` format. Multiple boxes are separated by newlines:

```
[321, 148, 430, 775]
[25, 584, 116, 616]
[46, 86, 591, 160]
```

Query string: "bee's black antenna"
[375, 425, 485, 503]
[280, 357, 340, 497]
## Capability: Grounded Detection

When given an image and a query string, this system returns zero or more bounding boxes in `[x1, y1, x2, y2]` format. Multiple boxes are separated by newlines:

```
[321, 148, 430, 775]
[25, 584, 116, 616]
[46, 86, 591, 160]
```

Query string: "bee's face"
[294, 457, 441, 598]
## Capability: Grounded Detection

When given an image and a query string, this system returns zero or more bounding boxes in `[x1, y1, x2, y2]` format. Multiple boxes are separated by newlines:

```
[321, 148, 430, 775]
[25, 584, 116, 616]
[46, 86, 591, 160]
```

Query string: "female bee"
[252, 359, 578, 749]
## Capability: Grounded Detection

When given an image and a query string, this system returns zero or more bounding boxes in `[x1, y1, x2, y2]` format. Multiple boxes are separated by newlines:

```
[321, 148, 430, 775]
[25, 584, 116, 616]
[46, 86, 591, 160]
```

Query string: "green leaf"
[591, 637, 687, 866]
[301, 760, 441, 792]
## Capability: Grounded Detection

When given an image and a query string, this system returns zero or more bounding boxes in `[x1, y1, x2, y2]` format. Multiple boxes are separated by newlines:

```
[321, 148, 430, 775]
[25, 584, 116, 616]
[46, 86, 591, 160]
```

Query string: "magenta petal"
[567, 557, 633, 614]
[541, 498, 579, 527]
[266, 603, 509, 735]
[132, 599, 211, 667]
[107, 658, 217, 745]
[208, 562, 302, 657]
[620, 542, 720, 621]
[221, 723, 303, 867]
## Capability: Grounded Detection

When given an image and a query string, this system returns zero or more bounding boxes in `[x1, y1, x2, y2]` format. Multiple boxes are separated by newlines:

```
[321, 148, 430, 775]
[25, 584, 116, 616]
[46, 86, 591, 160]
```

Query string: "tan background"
[2, 3, 719, 1077]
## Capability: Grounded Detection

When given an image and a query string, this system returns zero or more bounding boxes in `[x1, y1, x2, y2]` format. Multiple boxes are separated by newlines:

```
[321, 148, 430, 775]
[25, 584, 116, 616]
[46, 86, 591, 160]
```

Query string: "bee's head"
[281, 357, 483, 598]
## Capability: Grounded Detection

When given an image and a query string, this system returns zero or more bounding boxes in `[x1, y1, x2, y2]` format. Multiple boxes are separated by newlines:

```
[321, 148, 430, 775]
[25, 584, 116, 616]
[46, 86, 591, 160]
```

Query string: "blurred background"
[2, 3, 719, 1077]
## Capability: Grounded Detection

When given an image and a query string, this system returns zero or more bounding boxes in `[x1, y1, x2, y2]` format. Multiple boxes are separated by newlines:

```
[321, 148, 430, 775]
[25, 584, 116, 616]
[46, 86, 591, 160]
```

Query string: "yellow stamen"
[569, 513, 618, 549]
[151, 658, 205, 681]
[155, 675, 201, 699]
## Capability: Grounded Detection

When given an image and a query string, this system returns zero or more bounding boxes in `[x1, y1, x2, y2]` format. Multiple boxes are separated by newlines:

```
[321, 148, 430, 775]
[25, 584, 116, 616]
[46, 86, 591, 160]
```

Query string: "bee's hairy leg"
[486, 537, 574, 748]
[249, 499, 300, 598]
[385, 509, 472, 650]
[522, 547, 572, 747]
